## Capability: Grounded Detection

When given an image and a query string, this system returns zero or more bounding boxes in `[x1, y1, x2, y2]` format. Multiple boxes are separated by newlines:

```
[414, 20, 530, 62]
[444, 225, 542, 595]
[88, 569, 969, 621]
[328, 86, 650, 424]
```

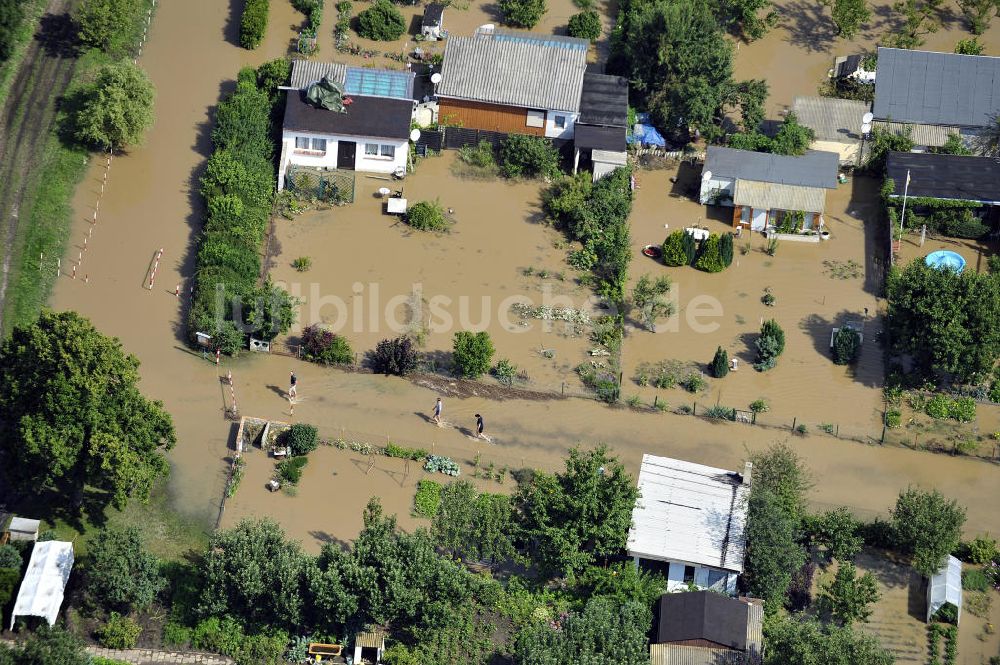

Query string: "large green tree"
[74, 0, 143, 56]
[819, 563, 880, 625]
[514, 596, 651, 665]
[610, 0, 734, 134]
[86, 526, 164, 612]
[890, 487, 966, 577]
[70, 61, 156, 150]
[826, 0, 870, 37]
[764, 617, 895, 665]
[886, 260, 1000, 382]
[0, 311, 175, 510]
[717, 0, 778, 40]
[515, 445, 638, 579]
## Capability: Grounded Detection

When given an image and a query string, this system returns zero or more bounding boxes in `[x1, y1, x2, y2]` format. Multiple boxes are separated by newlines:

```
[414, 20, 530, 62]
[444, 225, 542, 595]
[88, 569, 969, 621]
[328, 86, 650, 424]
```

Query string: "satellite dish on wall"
[862, 112, 874, 124]
[702, 170, 712, 181]
[410, 128, 421, 142]
[430, 73, 442, 84]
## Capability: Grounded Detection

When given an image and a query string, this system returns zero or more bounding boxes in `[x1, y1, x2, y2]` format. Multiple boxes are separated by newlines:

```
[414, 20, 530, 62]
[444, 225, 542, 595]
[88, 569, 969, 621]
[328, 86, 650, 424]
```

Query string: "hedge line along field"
[187, 59, 291, 353]
[240, 0, 270, 49]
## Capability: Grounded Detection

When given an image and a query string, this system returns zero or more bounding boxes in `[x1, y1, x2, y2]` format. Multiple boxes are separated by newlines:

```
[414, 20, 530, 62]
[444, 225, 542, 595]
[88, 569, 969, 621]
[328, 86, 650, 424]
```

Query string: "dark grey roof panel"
[885, 151, 1000, 203]
[579, 73, 628, 127]
[656, 592, 750, 650]
[704, 146, 839, 189]
[873, 47, 1000, 128]
[283, 91, 413, 140]
[575, 124, 626, 151]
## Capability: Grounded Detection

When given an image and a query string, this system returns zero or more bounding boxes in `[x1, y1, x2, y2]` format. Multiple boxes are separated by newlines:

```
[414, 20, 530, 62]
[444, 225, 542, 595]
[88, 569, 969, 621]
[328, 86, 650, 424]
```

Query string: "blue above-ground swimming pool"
[925, 250, 967, 273]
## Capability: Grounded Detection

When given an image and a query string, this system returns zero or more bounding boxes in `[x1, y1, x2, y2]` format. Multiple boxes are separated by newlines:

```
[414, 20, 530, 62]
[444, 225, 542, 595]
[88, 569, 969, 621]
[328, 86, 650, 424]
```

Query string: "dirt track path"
[0, 0, 77, 333]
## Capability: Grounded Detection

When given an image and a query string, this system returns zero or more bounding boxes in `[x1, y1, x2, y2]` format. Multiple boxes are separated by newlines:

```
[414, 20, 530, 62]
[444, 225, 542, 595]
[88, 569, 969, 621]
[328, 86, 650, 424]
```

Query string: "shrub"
[276, 456, 309, 484]
[301, 324, 353, 364]
[704, 405, 735, 420]
[385, 442, 428, 460]
[925, 394, 951, 419]
[162, 621, 192, 648]
[694, 234, 726, 272]
[85, 527, 163, 613]
[240, 0, 269, 49]
[369, 336, 419, 376]
[719, 233, 734, 267]
[0, 567, 19, 610]
[933, 601, 959, 624]
[892, 487, 966, 577]
[357, 0, 405, 40]
[498, 0, 547, 27]
[754, 319, 785, 371]
[681, 372, 707, 393]
[711, 346, 729, 378]
[749, 398, 769, 413]
[949, 396, 976, 423]
[499, 134, 561, 180]
[0, 544, 21, 570]
[567, 10, 601, 40]
[98, 612, 142, 649]
[885, 408, 902, 428]
[413, 480, 441, 518]
[787, 561, 817, 611]
[832, 327, 861, 364]
[284, 423, 318, 456]
[661, 230, 691, 267]
[292, 256, 312, 271]
[962, 568, 990, 592]
[406, 199, 451, 231]
[966, 534, 998, 564]
[453, 331, 495, 378]
[492, 358, 519, 386]
[455, 140, 499, 178]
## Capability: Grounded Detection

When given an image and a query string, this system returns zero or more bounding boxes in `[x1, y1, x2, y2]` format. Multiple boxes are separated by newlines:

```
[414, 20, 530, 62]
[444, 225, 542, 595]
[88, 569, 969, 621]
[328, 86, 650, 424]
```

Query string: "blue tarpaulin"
[628, 123, 666, 147]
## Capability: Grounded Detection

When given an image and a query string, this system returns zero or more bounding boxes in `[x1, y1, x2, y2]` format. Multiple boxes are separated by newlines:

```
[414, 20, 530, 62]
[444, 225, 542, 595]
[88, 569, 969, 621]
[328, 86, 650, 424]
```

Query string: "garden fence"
[284, 165, 356, 203]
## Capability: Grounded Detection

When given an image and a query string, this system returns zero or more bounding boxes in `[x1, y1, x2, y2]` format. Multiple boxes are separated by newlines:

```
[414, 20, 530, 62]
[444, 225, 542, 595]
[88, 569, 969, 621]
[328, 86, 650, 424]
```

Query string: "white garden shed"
[9, 541, 74, 629]
[926, 554, 962, 625]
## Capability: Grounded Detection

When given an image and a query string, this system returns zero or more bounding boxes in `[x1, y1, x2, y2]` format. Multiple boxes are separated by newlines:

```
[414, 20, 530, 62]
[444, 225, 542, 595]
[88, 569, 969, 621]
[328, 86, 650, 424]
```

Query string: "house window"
[380, 144, 396, 158]
[553, 115, 566, 129]
[295, 136, 310, 149]
[365, 143, 379, 156]
[683, 565, 696, 584]
[706, 569, 729, 589]
[311, 138, 327, 152]
[526, 109, 545, 128]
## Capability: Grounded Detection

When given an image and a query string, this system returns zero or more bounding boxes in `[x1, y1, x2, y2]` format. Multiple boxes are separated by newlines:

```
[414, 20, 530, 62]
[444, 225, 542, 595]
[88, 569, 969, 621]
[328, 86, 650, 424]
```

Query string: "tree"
[661, 230, 694, 266]
[197, 518, 311, 631]
[754, 319, 786, 371]
[433, 481, 517, 563]
[70, 61, 155, 150]
[718, 0, 779, 40]
[764, 617, 895, 665]
[750, 442, 811, 517]
[368, 336, 420, 376]
[610, 0, 734, 135]
[890, 487, 966, 577]
[74, 0, 142, 56]
[886, 260, 1000, 381]
[745, 488, 806, 609]
[0, 626, 91, 665]
[827, 0, 870, 37]
[499, 134, 561, 179]
[242, 279, 298, 341]
[85, 526, 164, 612]
[820, 563, 880, 625]
[865, 125, 913, 173]
[0, 0, 26, 61]
[885, 0, 942, 49]
[817, 507, 864, 561]
[711, 346, 729, 378]
[772, 112, 814, 155]
[498, 0, 547, 28]
[973, 112, 1000, 157]
[356, 0, 406, 40]
[514, 596, 651, 665]
[631, 274, 673, 330]
[832, 327, 861, 364]
[726, 78, 769, 132]
[956, 0, 999, 34]
[954, 37, 985, 55]
[0, 311, 175, 510]
[577, 562, 664, 608]
[568, 10, 602, 40]
[0, 544, 21, 570]
[694, 234, 727, 272]
[452, 331, 495, 378]
[515, 445, 638, 578]
[719, 232, 734, 267]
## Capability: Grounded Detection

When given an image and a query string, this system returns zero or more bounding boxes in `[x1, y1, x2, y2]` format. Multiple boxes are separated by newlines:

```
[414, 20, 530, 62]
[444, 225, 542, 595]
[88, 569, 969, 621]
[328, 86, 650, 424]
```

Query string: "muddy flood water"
[44, 0, 1000, 615]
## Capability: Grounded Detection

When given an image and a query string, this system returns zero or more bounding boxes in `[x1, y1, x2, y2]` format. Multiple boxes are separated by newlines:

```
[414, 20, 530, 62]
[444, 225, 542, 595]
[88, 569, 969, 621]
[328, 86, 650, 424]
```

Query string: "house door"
[751, 208, 767, 231]
[337, 141, 356, 169]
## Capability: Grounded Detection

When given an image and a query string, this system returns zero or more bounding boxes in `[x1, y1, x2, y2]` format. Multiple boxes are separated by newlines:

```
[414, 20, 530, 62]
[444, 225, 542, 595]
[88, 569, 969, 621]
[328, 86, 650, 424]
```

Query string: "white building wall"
[544, 110, 578, 140]
[645, 558, 739, 596]
[699, 175, 736, 205]
[279, 130, 409, 190]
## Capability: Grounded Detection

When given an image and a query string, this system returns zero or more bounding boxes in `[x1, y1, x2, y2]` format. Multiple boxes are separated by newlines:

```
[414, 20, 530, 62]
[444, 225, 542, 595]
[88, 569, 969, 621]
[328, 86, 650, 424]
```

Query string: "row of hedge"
[240, 0, 269, 49]
[188, 60, 294, 354]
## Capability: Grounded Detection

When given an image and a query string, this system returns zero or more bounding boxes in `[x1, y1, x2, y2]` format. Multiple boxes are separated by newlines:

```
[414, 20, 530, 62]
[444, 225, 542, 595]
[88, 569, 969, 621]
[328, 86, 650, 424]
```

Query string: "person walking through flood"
[289, 371, 297, 399]
[475, 413, 487, 440]
[432, 397, 443, 426]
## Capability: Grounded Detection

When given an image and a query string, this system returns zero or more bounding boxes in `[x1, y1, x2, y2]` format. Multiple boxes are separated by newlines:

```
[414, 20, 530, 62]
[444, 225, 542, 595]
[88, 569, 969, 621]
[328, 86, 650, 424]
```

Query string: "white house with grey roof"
[437, 30, 589, 140]
[872, 47, 1000, 148]
[627, 454, 751, 595]
[700, 146, 839, 233]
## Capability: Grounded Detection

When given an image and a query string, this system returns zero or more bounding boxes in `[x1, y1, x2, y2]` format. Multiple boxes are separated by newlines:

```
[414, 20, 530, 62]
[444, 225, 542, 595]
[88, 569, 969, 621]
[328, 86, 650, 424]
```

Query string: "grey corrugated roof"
[872, 120, 956, 147]
[791, 96, 869, 143]
[873, 47, 1000, 128]
[734, 181, 828, 213]
[705, 147, 839, 189]
[650, 644, 744, 665]
[291, 60, 347, 89]
[437, 34, 587, 112]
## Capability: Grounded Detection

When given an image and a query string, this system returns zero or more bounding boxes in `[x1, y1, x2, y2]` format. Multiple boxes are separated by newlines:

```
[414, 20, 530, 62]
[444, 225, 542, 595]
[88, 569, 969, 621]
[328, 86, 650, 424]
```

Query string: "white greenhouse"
[926, 554, 962, 625]
[9, 541, 74, 629]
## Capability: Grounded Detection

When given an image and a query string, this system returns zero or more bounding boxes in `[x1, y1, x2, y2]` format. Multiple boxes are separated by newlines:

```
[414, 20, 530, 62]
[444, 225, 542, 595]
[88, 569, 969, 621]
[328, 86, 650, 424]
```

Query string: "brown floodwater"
[44, 0, 1000, 607]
